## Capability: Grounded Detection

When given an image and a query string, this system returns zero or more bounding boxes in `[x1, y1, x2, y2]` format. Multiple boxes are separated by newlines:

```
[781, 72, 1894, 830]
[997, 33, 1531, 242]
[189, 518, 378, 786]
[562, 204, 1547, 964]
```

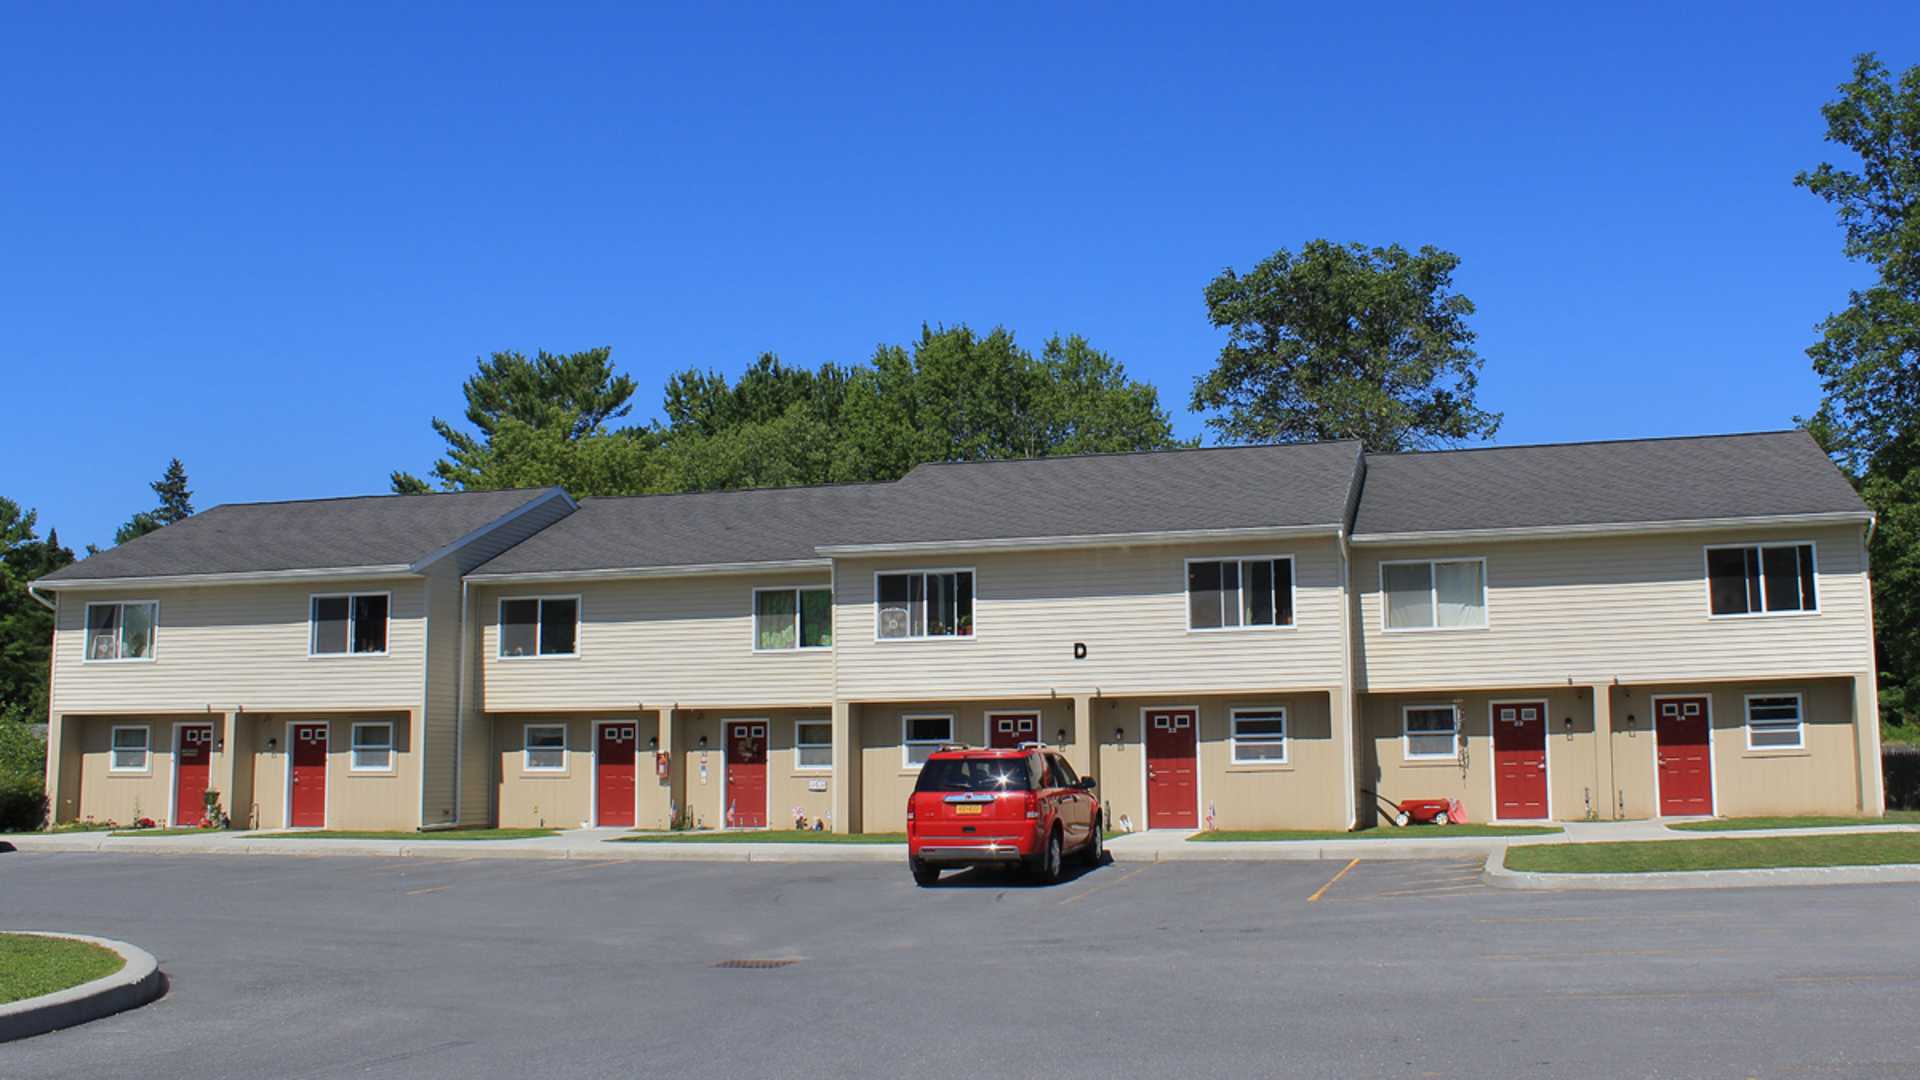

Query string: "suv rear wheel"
[1082, 818, 1103, 867]
[910, 860, 940, 887]
[1034, 828, 1063, 884]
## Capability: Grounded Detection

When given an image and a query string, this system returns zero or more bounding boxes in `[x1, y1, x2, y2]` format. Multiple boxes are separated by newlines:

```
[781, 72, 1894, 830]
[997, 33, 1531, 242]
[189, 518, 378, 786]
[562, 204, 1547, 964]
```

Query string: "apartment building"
[34, 430, 1884, 833]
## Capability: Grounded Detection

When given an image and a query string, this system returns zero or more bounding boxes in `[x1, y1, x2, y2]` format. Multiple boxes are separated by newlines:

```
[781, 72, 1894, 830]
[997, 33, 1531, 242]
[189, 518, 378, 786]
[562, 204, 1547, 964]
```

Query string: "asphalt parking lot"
[4, 852, 1919, 1079]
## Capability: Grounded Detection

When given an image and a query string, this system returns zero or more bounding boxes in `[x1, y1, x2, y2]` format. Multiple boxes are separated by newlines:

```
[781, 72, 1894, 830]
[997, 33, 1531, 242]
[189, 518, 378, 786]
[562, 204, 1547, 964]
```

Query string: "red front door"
[289, 723, 328, 827]
[725, 722, 768, 828]
[596, 723, 637, 827]
[1655, 697, 1713, 816]
[989, 713, 1039, 749]
[1491, 702, 1548, 820]
[1145, 709, 1198, 829]
[174, 724, 214, 827]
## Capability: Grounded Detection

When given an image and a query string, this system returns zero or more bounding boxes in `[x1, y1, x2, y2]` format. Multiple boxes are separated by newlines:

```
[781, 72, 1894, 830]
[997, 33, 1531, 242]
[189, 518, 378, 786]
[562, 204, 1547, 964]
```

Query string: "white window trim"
[108, 724, 152, 774]
[307, 591, 393, 658]
[751, 586, 834, 653]
[81, 600, 159, 664]
[523, 723, 569, 773]
[348, 720, 396, 774]
[794, 718, 833, 771]
[1743, 692, 1806, 751]
[1702, 541, 1821, 620]
[1228, 706, 1289, 765]
[1183, 555, 1299, 633]
[1401, 704, 1460, 761]
[873, 568, 978, 643]
[901, 712, 955, 769]
[498, 595, 583, 660]
[1379, 557, 1489, 633]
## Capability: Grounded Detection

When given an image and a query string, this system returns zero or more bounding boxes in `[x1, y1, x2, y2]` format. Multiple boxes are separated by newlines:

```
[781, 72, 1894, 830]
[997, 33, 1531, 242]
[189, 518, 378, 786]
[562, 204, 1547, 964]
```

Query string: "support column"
[1855, 672, 1886, 815]
[43, 713, 77, 827]
[1590, 685, 1617, 820]
[660, 706, 685, 829]
[214, 710, 240, 827]
[831, 700, 861, 834]
[1068, 696, 1095, 783]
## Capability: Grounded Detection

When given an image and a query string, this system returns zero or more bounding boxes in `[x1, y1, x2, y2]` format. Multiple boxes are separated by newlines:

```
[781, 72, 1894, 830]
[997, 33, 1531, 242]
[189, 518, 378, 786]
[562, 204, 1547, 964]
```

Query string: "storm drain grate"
[713, 958, 799, 970]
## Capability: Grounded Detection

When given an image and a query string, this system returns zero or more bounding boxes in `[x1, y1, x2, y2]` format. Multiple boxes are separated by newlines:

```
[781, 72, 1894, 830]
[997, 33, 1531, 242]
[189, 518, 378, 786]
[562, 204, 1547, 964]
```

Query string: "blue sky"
[3, 2, 1914, 550]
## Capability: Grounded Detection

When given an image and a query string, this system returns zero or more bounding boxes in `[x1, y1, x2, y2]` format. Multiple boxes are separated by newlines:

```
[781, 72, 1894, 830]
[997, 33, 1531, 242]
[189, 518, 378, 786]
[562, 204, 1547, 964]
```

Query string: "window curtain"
[1434, 562, 1485, 627]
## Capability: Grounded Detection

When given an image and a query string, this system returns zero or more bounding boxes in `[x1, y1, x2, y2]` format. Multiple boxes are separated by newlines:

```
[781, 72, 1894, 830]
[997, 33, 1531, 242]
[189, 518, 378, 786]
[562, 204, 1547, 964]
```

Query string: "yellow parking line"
[1308, 858, 1359, 902]
[1057, 863, 1154, 906]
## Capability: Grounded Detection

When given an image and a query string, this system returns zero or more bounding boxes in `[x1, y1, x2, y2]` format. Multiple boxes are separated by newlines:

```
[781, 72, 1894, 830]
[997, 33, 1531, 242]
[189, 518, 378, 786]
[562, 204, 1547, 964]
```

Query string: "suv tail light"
[1024, 792, 1040, 820]
[906, 801, 916, 822]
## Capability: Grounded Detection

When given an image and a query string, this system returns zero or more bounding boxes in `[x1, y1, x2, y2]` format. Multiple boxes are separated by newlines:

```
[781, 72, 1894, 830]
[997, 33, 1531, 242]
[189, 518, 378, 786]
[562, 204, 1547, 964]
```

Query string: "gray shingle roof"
[1352, 430, 1869, 538]
[466, 483, 901, 577]
[832, 440, 1364, 548]
[38, 488, 565, 583]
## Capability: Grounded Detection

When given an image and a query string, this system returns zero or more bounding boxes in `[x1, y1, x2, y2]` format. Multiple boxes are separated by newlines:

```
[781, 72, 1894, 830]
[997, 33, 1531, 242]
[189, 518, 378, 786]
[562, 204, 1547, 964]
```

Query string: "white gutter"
[464, 558, 833, 585]
[1336, 527, 1358, 831]
[26, 581, 56, 611]
[815, 524, 1343, 558]
[1349, 511, 1874, 546]
[30, 564, 417, 591]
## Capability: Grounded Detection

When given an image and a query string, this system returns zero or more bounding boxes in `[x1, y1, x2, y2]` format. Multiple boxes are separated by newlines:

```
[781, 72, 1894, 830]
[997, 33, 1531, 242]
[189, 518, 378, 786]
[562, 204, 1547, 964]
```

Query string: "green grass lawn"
[612, 830, 906, 844]
[108, 827, 224, 838]
[1667, 811, 1920, 832]
[1188, 823, 1561, 842]
[1506, 833, 1920, 874]
[250, 828, 558, 841]
[0, 933, 126, 1004]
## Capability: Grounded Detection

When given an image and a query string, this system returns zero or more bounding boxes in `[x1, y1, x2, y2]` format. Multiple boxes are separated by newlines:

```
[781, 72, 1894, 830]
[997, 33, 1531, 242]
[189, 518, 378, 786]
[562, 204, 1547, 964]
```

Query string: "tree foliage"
[0, 498, 73, 726]
[1796, 54, 1920, 727]
[1191, 240, 1502, 451]
[398, 326, 1184, 496]
[109, 458, 196, 547]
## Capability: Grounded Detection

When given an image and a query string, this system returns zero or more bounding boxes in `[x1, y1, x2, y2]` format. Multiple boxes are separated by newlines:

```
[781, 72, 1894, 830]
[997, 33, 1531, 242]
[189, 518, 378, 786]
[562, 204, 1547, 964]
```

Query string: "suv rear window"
[914, 756, 1035, 793]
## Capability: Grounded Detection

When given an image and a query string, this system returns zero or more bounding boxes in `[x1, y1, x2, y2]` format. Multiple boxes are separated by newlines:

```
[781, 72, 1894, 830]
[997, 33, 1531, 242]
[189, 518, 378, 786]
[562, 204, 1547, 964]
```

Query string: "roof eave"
[815, 524, 1345, 558]
[31, 564, 420, 591]
[463, 558, 834, 585]
[1349, 511, 1875, 546]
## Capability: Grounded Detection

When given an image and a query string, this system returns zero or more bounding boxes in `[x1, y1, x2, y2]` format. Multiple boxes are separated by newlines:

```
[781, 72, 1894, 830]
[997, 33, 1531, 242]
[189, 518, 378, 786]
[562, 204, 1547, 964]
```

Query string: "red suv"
[906, 745, 1102, 885]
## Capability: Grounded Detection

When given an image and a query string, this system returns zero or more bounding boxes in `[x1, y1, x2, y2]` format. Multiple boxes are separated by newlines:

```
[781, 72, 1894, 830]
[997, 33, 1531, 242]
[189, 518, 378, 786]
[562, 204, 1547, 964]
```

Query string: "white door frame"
[719, 718, 771, 830]
[167, 720, 216, 828]
[1138, 705, 1202, 831]
[1486, 699, 1552, 823]
[984, 709, 1041, 749]
[282, 720, 330, 829]
[1649, 692, 1719, 818]
[591, 719, 639, 828]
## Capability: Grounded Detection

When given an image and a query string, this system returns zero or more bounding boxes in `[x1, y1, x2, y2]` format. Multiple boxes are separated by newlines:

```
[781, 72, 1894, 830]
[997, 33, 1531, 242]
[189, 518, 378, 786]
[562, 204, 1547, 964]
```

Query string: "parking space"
[4, 853, 1918, 1078]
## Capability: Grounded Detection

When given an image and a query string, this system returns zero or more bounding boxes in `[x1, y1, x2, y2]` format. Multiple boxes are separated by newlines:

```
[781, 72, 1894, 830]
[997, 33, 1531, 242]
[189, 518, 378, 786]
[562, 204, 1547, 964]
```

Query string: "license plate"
[954, 804, 983, 815]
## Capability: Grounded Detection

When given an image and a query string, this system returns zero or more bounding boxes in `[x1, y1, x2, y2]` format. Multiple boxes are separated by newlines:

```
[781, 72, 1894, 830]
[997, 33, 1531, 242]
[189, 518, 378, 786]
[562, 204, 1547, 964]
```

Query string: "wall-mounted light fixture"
[696, 735, 708, 750]
[1056, 728, 1068, 743]
[1113, 726, 1124, 742]
[648, 735, 658, 749]
[265, 737, 278, 751]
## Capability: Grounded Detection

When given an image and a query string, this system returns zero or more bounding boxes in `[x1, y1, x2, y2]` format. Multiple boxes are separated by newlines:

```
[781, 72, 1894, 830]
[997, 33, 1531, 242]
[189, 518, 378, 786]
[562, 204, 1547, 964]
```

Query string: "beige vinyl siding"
[450, 493, 575, 824]
[475, 573, 835, 713]
[51, 579, 426, 714]
[1353, 525, 1873, 691]
[833, 538, 1346, 701]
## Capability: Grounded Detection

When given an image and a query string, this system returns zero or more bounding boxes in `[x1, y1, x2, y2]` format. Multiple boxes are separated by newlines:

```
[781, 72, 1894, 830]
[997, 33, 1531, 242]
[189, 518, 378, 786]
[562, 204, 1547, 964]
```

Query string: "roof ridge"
[198, 486, 558, 512]
[1369, 429, 1808, 459]
[576, 478, 899, 504]
[902, 438, 1364, 474]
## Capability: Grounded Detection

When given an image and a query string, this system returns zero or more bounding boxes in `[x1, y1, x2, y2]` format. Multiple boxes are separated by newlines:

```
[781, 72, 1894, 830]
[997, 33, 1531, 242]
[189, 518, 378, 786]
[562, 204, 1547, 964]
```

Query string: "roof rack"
[1015, 740, 1048, 749]
[937, 743, 971, 752]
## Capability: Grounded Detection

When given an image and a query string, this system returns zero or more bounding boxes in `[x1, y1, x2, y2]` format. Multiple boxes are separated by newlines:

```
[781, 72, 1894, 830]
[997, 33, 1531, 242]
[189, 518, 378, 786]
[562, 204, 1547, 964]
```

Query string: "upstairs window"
[1188, 557, 1295, 630]
[310, 594, 389, 655]
[1707, 544, 1816, 616]
[1383, 559, 1486, 630]
[85, 601, 157, 661]
[755, 588, 833, 650]
[877, 571, 973, 640]
[500, 597, 579, 657]
[1746, 694, 1805, 750]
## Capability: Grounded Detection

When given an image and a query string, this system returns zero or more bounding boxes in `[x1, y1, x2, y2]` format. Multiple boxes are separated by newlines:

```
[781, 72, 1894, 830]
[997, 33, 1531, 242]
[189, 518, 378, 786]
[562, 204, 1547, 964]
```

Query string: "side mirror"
[1078, 776, 1097, 791]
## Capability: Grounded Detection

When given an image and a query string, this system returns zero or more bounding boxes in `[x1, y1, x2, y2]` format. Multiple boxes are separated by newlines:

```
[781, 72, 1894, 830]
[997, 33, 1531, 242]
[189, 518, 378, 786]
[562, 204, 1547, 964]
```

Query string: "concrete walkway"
[7, 819, 1917, 864]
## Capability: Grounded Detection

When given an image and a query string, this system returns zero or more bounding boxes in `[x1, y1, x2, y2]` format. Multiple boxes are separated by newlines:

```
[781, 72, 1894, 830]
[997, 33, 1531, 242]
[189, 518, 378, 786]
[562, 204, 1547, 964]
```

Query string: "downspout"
[1337, 528, 1359, 831]
[27, 581, 56, 612]
[453, 577, 470, 827]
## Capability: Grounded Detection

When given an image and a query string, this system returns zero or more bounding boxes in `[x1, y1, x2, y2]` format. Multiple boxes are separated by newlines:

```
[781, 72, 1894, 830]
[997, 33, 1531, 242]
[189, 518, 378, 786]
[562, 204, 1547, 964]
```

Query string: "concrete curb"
[1480, 849, 1920, 891]
[0, 932, 165, 1042]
